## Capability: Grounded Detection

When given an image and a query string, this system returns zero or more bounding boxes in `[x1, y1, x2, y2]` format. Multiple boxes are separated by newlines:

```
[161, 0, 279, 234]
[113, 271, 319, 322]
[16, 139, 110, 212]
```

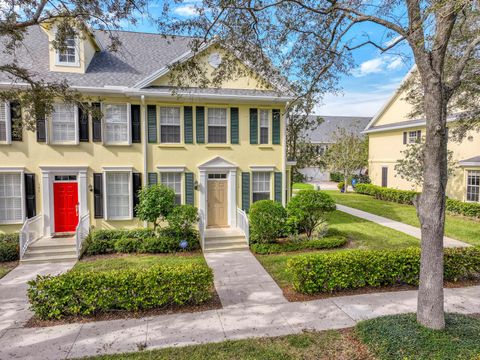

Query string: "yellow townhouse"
[364, 73, 480, 203]
[0, 24, 295, 260]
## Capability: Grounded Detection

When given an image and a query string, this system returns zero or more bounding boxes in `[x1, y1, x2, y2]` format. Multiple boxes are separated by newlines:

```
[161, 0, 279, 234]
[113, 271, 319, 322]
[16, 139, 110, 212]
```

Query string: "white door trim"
[39, 166, 88, 237]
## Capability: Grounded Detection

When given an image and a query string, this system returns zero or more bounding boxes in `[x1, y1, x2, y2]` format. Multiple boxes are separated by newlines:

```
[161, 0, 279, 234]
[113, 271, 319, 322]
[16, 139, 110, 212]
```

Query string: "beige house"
[364, 76, 480, 203]
[0, 24, 295, 261]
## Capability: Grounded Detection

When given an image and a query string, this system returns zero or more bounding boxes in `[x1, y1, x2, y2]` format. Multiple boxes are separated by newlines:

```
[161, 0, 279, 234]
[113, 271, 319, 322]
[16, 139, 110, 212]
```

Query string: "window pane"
[105, 104, 128, 143]
[160, 126, 181, 143]
[0, 173, 23, 222]
[51, 103, 76, 143]
[0, 102, 6, 142]
[252, 172, 270, 202]
[159, 107, 181, 143]
[58, 36, 77, 63]
[260, 128, 269, 144]
[106, 172, 130, 218]
[161, 172, 182, 204]
[467, 170, 480, 202]
[208, 108, 227, 126]
[208, 126, 227, 143]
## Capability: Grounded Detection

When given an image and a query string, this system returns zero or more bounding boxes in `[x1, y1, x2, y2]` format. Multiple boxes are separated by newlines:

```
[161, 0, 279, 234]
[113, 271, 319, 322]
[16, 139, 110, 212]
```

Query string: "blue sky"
[121, 2, 413, 118]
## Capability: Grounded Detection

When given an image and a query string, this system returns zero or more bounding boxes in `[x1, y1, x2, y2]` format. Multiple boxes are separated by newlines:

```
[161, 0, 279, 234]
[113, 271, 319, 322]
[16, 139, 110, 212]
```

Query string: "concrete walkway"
[204, 251, 287, 308]
[0, 262, 75, 334]
[337, 204, 471, 248]
[0, 284, 478, 359]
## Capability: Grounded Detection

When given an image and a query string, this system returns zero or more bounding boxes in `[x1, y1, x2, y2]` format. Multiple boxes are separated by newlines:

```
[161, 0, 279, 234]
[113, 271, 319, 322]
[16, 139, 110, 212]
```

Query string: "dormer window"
[56, 35, 79, 66]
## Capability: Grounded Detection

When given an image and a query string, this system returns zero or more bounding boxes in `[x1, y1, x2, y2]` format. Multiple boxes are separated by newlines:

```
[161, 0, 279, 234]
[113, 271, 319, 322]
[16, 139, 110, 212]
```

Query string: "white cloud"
[174, 5, 199, 17]
[352, 55, 405, 77]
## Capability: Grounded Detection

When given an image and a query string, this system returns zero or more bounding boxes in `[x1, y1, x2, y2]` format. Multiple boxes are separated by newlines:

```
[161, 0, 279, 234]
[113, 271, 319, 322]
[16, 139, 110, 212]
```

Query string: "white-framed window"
[252, 172, 271, 202]
[160, 107, 181, 143]
[0, 172, 24, 224]
[56, 35, 79, 66]
[51, 103, 78, 144]
[104, 103, 130, 145]
[161, 172, 182, 204]
[466, 170, 480, 202]
[208, 108, 227, 143]
[105, 171, 132, 220]
[408, 131, 419, 143]
[259, 109, 269, 144]
[0, 102, 9, 143]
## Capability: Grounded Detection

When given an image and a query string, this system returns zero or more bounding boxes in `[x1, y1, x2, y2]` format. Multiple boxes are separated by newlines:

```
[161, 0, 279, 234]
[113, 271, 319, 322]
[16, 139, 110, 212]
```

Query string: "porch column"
[199, 169, 207, 225]
[229, 169, 237, 227]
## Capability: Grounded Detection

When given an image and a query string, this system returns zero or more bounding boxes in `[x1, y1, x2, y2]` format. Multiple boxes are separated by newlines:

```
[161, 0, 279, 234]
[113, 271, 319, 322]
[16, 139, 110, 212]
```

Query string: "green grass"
[81, 329, 374, 360]
[292, 182, 314, 190]
[256, 210, 420, 288]
[75, 254, 206, 273]
[325, 190, 480, 246]
[0, 264, 14, 279]
[357, 313, 480, 360]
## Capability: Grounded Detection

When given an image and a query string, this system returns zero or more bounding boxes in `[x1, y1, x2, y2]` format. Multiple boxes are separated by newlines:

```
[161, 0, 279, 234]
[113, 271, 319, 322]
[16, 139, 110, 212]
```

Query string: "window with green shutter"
[274, 172, 282, 203]
[147, 105, 157, 143]
[242, 172, 251, 211]
[250, 108, 258, 144]
[230, 107, 239, 144]
[185, 172, 195, 205]
[147, 172, 158, 186]
[184, 106, 193, 144]
[272, 109, 281, 145]
[196, 106, 205, 144]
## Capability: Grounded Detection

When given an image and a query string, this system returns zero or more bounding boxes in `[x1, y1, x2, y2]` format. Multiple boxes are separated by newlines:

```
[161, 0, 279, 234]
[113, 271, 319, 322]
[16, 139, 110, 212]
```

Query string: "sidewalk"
[1, 284, 478, 359]
[0, 262, 75, 334]
[336, 204, 471, 248]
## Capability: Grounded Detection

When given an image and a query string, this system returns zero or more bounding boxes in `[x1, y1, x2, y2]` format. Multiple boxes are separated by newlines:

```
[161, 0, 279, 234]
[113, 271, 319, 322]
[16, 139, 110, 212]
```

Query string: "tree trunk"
[344, 171, 348, 193]
[416, 76, 449, 330]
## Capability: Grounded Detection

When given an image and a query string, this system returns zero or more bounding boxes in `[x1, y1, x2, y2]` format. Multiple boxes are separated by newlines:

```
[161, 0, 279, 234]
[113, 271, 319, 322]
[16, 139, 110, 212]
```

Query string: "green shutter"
[147, 105, 157, 143]
[147, 172, 158, 186]
[184, 106, 193, 144]
[242, 172, 251, 212]
[230, 107, 239, 144]
[274, 172, 282, 203]
[249, 108, 258, 144]
[272, 109, 281, 145]
[196, 106, 205, 144]
[185, 172, 195, 205]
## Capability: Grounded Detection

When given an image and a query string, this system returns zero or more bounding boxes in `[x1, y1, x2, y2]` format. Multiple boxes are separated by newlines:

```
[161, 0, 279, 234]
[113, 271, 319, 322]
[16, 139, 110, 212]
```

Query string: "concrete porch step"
[27, 248, 77, 256]
[20, 253, 78, 264]
[205, 239, 247, 248]
[204, 243, 250, 252]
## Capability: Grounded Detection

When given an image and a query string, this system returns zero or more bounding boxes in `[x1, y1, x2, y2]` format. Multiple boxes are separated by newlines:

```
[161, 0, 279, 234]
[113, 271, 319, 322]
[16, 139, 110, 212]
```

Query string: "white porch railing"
[198, 210, 206, 250]
[19, 214, 43, 260]
[75, 212, 90, 258]
[236, 208, 249, 245]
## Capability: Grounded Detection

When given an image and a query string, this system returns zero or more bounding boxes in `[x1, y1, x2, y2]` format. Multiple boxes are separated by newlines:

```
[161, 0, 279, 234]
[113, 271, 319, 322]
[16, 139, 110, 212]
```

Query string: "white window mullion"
[0, 102, 11, 144]
[127, 103, 132, 146]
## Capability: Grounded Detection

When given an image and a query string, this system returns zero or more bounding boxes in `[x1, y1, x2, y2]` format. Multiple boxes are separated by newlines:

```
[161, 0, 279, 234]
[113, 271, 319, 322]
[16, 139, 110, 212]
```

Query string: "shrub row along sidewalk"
[288, 246, 480, 294]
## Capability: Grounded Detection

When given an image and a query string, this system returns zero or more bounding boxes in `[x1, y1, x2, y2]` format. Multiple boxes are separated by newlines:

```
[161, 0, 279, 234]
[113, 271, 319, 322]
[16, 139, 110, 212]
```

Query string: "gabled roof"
[459, 156, 480, 167]
[302, 115, 371, 143]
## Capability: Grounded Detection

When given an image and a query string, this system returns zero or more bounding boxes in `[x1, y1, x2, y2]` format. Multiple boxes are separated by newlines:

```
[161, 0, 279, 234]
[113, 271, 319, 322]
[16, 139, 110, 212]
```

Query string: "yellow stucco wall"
[373, 89, 414, 127]
[368, 129, 480, 200]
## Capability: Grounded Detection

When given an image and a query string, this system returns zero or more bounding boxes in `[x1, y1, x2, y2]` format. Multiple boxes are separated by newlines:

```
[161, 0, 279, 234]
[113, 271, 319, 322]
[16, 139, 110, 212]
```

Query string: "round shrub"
[135, 184, 176, 229]
[0, 233, 19, 262]
[286, 190, 336, 238]
[249, 200, 287, 243]
[337, 182, 344, 191]
[166, 205, 199, 239]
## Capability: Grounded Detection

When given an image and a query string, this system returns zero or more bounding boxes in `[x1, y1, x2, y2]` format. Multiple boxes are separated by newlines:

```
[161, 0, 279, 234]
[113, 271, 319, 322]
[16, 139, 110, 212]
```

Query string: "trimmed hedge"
[84, 229, 156, 255]
[287, 246, 480, 294]
[446, 198, 480, 218]
[355, 184, 480, 218]
[251, 236, 347, 255]
[27, 263, 213, 320]
[0, 233, 19, 262]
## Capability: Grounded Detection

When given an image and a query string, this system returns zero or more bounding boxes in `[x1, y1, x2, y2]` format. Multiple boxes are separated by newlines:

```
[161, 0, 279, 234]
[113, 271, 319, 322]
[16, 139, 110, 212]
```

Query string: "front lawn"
[292, 182, 314, 190]
[357, 313, 480, 360]
[256, 210, 420, 290]
[0, 262, 16, 279]
[325, 190, 480, 246]
[81, 329, 374, 360]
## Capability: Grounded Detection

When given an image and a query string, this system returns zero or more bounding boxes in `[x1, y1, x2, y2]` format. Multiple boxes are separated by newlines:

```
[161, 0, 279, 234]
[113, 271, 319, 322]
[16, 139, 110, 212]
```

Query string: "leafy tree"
[395, 142, 457, 187]
[166, 205, 199, 239]
[286, 190, 336, 238]
[0, 0, 147, 128]
[155, 1, 480, 328]
[135, 184, 176, 230]
[324, 128, 368, 193]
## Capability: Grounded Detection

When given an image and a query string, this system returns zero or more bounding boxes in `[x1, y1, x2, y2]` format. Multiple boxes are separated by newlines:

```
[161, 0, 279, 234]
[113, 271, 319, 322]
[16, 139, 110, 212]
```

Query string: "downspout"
[282, 101, 289, 207]
[141, 95, 147, 228]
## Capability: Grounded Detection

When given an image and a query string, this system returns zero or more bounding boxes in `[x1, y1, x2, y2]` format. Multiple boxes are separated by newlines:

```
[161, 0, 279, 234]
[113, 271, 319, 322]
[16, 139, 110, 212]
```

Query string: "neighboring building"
[364, 77, 480, 202]
[0, 24, 294, 256]
[298, 115, 371, 182]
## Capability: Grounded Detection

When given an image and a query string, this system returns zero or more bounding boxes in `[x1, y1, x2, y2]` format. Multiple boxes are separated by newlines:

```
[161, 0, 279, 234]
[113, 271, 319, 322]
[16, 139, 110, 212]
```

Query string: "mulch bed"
[26, 290, 222, 328]
[281, 279, 480, 302]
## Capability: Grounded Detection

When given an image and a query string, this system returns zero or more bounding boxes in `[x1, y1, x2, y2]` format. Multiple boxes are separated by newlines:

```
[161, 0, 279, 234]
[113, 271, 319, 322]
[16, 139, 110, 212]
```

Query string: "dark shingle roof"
[303, 115, 372, 143]
[459, 156, 480, 165]
[0, 26, 196, 88]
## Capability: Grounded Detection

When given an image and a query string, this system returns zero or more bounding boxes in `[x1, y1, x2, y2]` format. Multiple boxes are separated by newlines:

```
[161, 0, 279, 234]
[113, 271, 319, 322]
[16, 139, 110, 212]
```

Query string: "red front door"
[54, 182, 79, 233]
